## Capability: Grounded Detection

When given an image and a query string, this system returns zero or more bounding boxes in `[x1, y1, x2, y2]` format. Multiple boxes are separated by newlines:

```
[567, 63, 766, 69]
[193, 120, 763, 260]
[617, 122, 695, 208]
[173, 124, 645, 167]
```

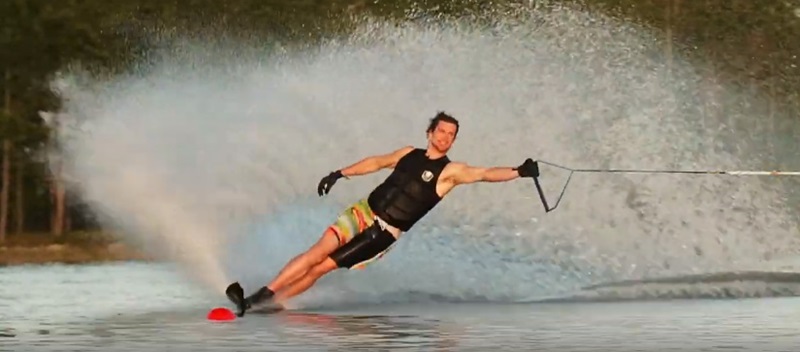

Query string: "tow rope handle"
[532, 176, 552, 212]
[530, 161, 575, 213]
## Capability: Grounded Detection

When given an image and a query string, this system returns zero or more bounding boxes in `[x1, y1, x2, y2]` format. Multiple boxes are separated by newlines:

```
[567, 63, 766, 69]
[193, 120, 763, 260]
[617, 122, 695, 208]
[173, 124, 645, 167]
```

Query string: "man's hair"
[426, 111, 460, 137]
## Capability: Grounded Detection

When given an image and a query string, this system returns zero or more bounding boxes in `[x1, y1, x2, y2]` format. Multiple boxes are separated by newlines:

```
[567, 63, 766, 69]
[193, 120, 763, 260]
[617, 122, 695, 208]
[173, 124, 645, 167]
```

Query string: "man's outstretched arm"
[450, 158, 539, 185]
[339, 145, 415, 177]
[317, 146, 414, 196]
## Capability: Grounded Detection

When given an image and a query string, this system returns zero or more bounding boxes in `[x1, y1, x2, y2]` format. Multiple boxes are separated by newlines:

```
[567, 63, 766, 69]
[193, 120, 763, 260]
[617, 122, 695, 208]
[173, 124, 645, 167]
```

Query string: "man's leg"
[266, 200, 375, 292]
[265, 228, 340, 293]
[271, 222, 398, 305]
[228, 229, 340, 316]
[238, 200, 368, 309]
[271, 258, 339, 304]
[231, 199, 377, 316]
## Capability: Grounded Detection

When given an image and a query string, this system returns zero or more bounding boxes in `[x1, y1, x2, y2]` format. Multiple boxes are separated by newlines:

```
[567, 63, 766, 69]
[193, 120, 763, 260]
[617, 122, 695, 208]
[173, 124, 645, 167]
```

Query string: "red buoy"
[207, 307, 236, 321]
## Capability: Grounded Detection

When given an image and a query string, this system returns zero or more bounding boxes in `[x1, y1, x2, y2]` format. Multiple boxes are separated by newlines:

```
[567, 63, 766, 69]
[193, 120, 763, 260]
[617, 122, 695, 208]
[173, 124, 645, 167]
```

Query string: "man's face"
[428, 121, 457, 153]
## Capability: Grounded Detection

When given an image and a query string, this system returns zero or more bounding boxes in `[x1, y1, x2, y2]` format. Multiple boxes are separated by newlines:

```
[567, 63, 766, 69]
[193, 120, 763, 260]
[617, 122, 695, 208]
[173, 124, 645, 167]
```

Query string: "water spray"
[47, 4, 800, 303]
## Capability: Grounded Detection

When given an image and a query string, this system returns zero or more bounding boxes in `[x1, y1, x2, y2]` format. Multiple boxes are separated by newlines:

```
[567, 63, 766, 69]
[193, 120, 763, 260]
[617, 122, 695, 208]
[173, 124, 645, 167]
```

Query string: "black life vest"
[367, 148, 450, 231]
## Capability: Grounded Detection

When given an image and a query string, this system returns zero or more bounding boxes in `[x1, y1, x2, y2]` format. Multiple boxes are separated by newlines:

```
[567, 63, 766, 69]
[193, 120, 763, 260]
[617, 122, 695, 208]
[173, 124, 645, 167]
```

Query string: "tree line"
[1, 0, 798, 242]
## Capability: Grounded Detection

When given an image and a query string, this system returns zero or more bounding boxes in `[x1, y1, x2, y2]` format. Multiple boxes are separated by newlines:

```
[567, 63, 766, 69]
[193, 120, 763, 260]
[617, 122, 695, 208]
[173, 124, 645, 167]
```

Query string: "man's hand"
[317, 170, 344, 196]
[515, 158, 539, 178]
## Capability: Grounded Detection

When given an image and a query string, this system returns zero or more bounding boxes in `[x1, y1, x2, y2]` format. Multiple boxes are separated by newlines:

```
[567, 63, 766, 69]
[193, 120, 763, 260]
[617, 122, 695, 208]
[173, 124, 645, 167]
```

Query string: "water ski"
[225, 282, 285, 317]
[249, 304, 286, 315]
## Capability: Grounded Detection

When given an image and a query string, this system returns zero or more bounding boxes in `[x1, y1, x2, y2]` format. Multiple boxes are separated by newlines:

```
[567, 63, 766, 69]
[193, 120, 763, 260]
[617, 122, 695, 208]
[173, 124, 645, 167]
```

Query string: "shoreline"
[0, 232, 155, 266]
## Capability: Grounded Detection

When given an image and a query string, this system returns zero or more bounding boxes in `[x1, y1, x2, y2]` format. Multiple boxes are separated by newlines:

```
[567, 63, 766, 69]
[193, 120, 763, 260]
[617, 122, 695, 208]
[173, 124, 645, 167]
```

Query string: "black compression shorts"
[329, 221, 397, 269]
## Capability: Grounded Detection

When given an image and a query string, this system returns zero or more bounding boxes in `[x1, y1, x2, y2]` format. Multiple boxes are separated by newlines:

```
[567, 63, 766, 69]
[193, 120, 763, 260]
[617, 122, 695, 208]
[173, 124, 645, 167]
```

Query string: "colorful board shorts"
[327, 198, 398, 270]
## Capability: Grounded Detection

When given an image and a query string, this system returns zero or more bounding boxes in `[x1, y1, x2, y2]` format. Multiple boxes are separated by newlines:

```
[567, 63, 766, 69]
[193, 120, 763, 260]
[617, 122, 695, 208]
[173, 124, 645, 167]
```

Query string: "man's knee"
[299, 251, 327, 269]
[310, 258, 338, 278]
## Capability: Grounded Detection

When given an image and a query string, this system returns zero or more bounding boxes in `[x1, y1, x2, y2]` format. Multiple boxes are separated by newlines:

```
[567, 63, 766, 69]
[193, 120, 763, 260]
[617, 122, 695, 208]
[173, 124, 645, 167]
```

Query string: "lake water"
[2, 262, 800, 351]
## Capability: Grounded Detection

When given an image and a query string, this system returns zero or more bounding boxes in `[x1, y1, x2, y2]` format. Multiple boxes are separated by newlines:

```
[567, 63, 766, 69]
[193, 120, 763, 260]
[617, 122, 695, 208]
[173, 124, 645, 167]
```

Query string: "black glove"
[317, 170, 344, 196]
[515, 158, 539, 178]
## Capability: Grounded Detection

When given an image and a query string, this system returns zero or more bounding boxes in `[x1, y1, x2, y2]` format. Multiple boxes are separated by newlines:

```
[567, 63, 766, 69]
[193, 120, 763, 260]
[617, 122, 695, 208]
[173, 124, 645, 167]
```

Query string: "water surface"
[2, 262, 799, 351]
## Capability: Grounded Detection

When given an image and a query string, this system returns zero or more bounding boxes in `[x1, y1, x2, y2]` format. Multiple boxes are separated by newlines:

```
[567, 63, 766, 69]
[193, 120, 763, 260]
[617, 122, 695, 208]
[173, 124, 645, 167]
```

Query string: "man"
[226, 111, 540, 316]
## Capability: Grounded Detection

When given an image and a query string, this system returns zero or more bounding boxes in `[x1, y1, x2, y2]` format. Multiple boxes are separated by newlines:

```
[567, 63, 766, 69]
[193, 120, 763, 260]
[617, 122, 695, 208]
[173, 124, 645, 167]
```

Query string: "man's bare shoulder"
[392, 145, 416, 156]
[444, 160, 468, 169]
[376, 145, 415, 169]
[437, 161, 474, 195]
[441, 160, 469, 177]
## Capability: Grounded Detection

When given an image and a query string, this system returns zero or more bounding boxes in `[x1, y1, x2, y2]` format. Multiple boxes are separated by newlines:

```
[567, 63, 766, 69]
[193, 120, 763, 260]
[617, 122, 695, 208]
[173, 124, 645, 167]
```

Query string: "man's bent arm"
[339, 146, 414, 178]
